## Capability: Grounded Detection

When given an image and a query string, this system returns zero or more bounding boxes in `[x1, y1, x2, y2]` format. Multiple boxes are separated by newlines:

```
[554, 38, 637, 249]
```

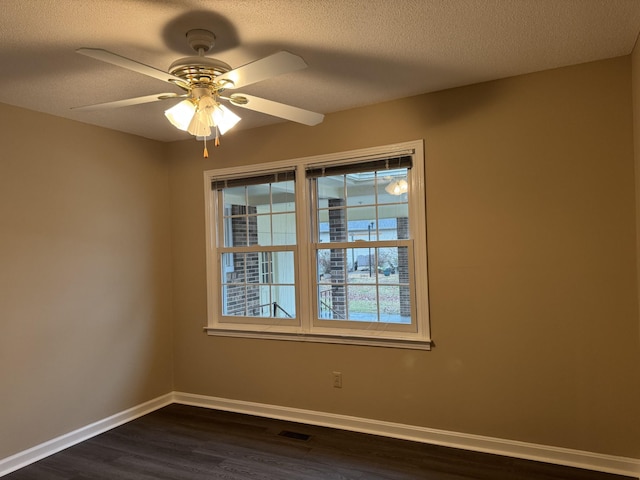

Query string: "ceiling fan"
[73, 29, 324, 156]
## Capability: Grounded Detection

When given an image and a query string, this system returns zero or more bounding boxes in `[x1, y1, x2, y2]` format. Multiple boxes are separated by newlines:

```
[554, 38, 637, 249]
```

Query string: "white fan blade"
[216, 51, 307, 89]
[226, 94, 324, 126]
[77, 48, 184, 85]
[72, 93, 183, 111]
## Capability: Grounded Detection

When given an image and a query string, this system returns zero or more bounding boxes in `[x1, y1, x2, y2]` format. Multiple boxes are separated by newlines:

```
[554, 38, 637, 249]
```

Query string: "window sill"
[204, 327, 432, 350]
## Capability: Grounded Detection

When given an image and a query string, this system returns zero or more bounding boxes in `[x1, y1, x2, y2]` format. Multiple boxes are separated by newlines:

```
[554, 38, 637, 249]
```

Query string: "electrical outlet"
[332, 371, 342, 388]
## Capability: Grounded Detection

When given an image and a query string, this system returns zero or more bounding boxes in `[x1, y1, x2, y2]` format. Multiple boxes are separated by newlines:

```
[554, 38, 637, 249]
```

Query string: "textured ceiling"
[0, 0, 639, 142]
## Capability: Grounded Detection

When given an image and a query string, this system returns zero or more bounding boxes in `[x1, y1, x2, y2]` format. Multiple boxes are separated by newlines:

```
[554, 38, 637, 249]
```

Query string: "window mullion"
[295, 163, 313, 333]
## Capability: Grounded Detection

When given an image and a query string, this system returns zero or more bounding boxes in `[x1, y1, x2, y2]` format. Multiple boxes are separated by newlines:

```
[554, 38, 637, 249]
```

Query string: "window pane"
[244, 252, 260, 284]
[272, 286, 296, 318]
[347, 285, 377, 322]
[272, 213, 296, 245]
[317, 249, 331, 281]
[247, 183, 271, 210]
[224, 212, 250, 247]
[377, 247, 399, 280]
[255, 213, 296, 247]
[317, 175, 345, 203]
[349, 247, 375, 279]
[378, 168, 409, 204]
[223, 186, 246, 207]
[317, 248, 348, 281]
[346, 207, 376, 241]
[222, 210, 234, 248]
[397, 246, 410, 284]
[378, 285, 409, 324]
[224, 178, 296, 248]
[314, 166, 410, 243]
[260, 252, 272, 284]
[317, 209, 329, 242]
[330, 248, 347, 283]
[318, 285, 333, 319]
[222, 285, 246, 316]
[256, 214, 272, 246]
[318, 206, 382, 243]
[346, 172, 375, 206]
[273, 180, 295, 213]
[345, 247, 358, 273]
[221, 249, 295, 319]
[272, 251, 295, 284]
[378, 205, 409, 241]
[317, 248, 348, 320]
[221, 253, 237, 282]
[316, 246, 411, 324]
[222, 253, 243, 283]
[246, 285, 261, 315]
[258, 285, 271, 317]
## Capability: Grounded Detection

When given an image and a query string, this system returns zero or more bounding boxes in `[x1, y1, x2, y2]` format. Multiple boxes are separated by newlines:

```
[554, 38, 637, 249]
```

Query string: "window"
[204, 140, 430, 349]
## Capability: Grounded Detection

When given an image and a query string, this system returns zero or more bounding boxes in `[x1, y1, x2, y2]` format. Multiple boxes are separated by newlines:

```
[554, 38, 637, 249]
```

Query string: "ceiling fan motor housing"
[168, 29, 232, 92]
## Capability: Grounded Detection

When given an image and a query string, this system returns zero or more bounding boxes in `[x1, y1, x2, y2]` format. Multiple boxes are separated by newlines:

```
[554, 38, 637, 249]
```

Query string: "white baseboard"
[0, 393, 173, 477]
[173, 391, 640, 478]
[2, 391, 638, 478]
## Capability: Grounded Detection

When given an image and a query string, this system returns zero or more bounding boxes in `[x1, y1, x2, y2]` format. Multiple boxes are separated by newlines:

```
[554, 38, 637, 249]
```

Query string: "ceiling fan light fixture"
[164, 99, 196, 131]
[187, 105, 214, 137]
[166, 92, 241, 141]
[214, 104, 241, 134]
[198, 94, 217, 112]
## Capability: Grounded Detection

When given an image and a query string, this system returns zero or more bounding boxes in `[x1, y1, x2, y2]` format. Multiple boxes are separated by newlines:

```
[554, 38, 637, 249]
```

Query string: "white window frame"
[203, 140, 431, 350]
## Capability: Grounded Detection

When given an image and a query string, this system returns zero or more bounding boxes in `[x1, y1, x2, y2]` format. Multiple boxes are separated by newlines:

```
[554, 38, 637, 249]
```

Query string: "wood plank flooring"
[4, 403, 633, 479]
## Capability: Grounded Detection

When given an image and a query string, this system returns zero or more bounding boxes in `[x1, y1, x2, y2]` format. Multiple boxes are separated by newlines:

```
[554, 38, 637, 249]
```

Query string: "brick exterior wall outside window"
[328, 198, 346, 319]
[225, 205, 260, 316]
[397, 216, 411, 317]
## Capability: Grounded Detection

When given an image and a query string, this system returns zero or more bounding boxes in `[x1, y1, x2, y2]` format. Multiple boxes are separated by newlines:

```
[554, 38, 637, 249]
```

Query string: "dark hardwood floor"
[4, 403, 633, 479]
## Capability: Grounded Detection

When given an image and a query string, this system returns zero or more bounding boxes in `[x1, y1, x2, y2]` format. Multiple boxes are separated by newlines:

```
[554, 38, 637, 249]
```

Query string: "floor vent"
[278, 430, 311, 441]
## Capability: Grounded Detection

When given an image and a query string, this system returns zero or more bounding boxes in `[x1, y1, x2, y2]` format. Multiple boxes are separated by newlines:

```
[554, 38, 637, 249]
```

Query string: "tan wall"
[633, 35, 640, 347]
[0, 105, 174, 459]
[168, 56, 640, 458]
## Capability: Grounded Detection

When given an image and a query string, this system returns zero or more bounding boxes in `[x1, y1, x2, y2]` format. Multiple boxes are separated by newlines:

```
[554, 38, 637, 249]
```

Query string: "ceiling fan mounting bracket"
[185, 29, 216, 53]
